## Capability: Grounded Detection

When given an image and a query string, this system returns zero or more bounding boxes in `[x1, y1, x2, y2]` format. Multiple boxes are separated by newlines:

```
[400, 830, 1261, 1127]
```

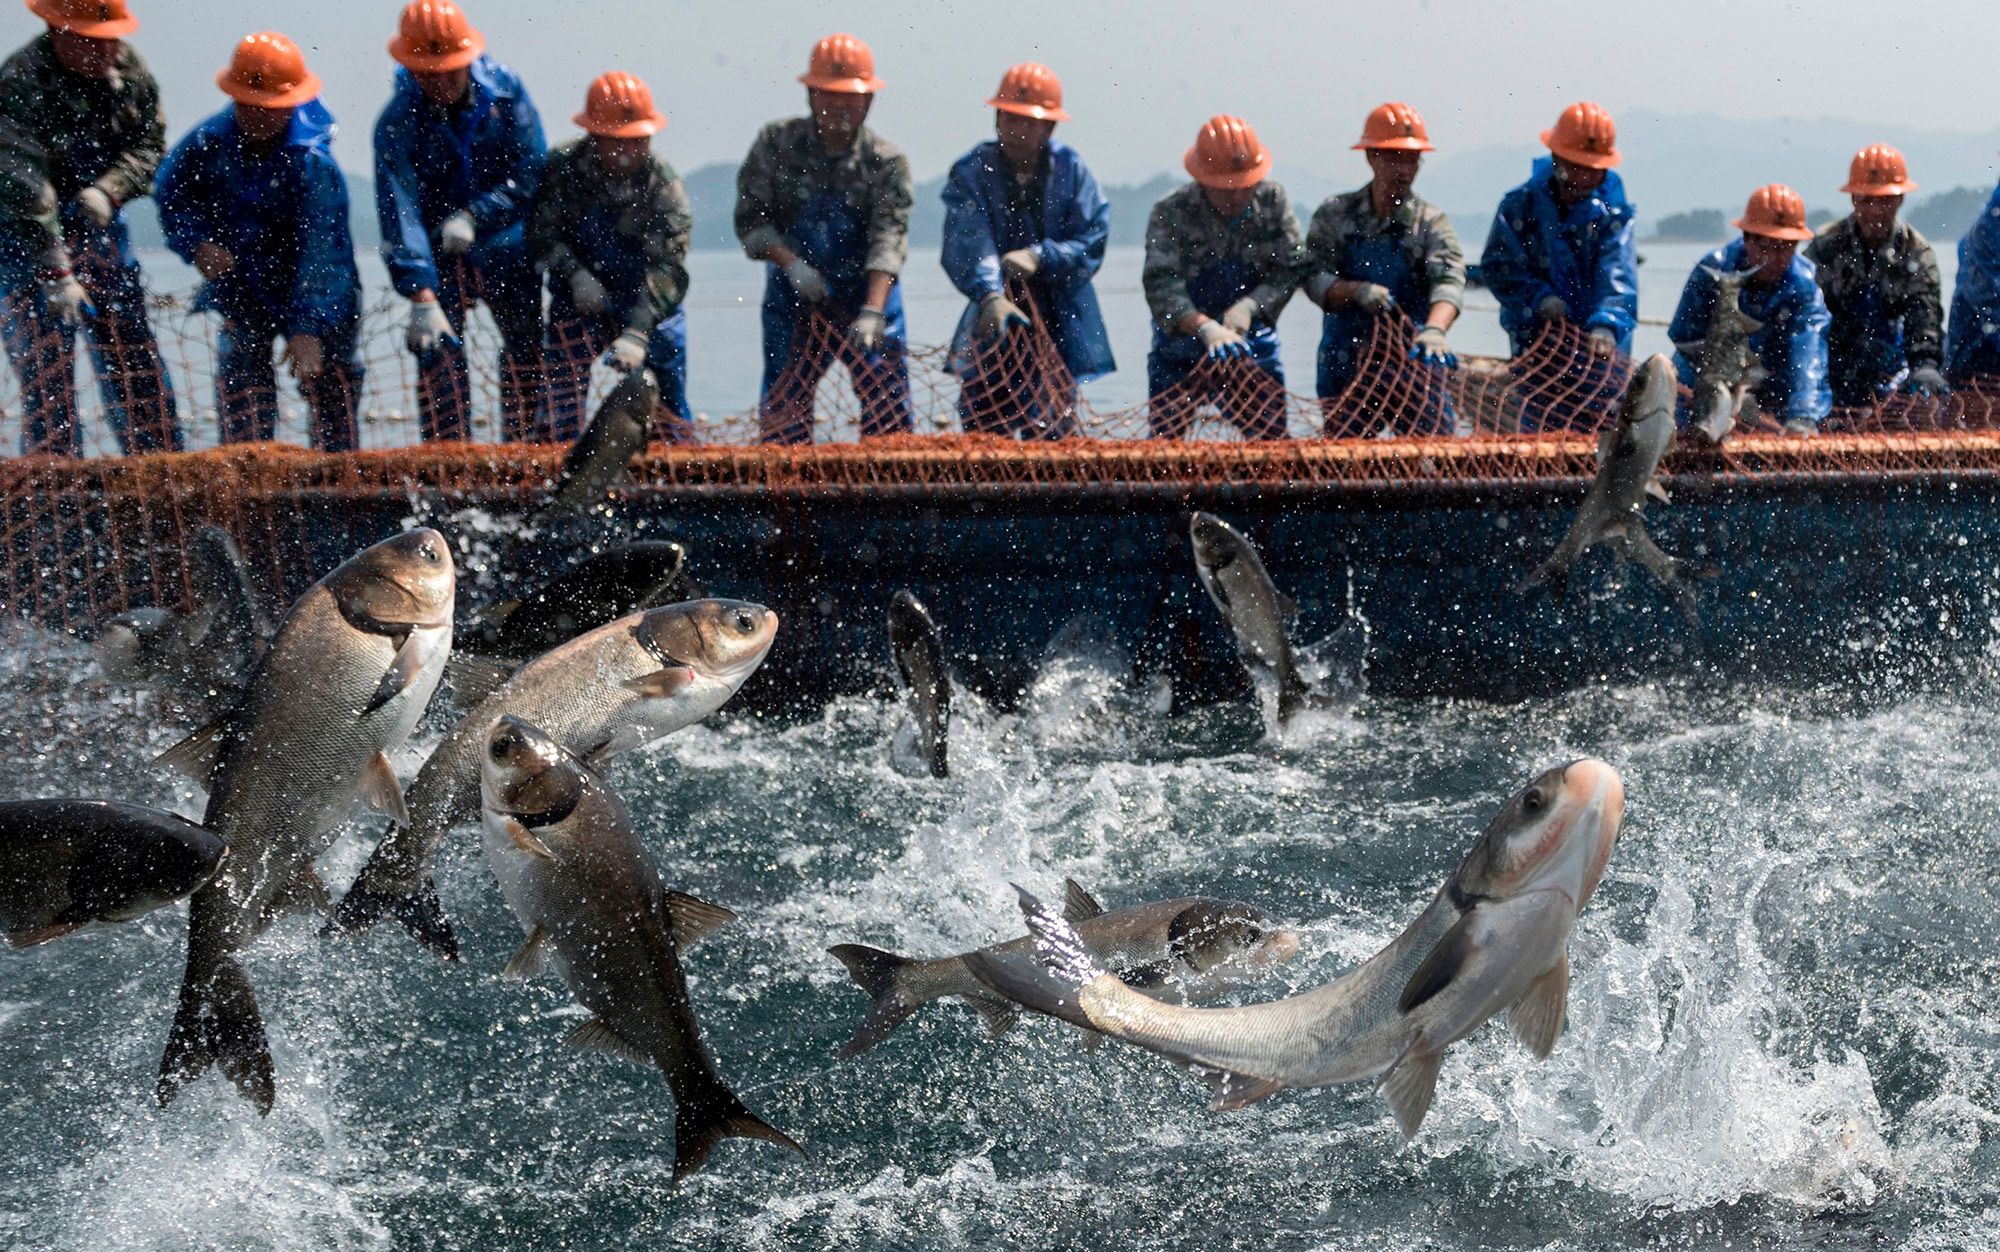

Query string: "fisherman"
[1945, 176, 2000, 383]
[736, 33, 913, 444]
[157, 33, 363, 452]
[0, 0, 177, 456]
[1302, 102, 1465, 434]
[531, 72, 693, 443]
[375, 0, 546, 442]
[1669, 184, 1831, 434]
[1143, 114, 1304, 440]
[940, 62, 1112, 440]
[1479, 102, 1638, 430]
[1803, 145, 1945, 406]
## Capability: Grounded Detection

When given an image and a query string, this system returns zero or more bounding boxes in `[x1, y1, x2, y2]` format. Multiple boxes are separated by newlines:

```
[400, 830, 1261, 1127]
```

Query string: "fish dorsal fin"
[503, 925, 550, 980]
[1205, 1068, 1287, 1112]
[1397, 911, 1479, 1014]
[1509, 954, 1570, 1060]
[1379, 1044, 1445, 1138]
[156, 714, 234, 783]
[1061, 878, 1104, 923]
[565, 1015, 649, 1065]
[621, 666, 696, 699]
[360, 752, 411, 825]
[443, 652, 516, 706]
[664, 891, 737, 948]
[1277, 589, 1299, 622]
[501, 816, 557, 862]
[1645, 478, 1671, 506]
[262, 867, 330, 925]
[969, 995, 1020, 1038]
[363, 632, 430, 715]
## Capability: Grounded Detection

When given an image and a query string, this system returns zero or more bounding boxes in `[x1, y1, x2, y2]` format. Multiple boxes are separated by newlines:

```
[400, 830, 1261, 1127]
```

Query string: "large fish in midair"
[1189, 512, 1312, 725]
[886, 590, 950, 778]
[1688, 266, 1765, 444]
[828, 879, 1299, 1057]
[0, 799, 227, 948]
[157, 530, 456, 1113]
[332, 599, 779, 959]
[460, 540, 696, 663]
[480, 715, 803, 1181]
[529, 367, 660, 524]
[966, 759, 1624, 1138]
[95, 524, 271, 720]
[1521, 354, 1710, 624]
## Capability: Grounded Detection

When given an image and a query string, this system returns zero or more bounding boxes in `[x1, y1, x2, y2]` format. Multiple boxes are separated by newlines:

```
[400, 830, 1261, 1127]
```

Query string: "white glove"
[406, 299, 454, 355]
[848, 306, 887, 353]
[569, 268, 608, 315]
[438, 211, 476, 255]
[1000, 247, 1040, 280]
[1351, 283, 1395, 313]
[605, 328, 649, 372]
[1587, 326, 1618, 359]
[1905, 365, 1948, 397]
[40, 273, 91, 326]
[1220, 295, 1260, 334]
[282, 334, 324, 384]
[976, 293, 1030, 342]
[1196, 319, 1250, 361]
[784, 257, 830, 303]
[1782, 417, 1818, 436]
[74, 186, 114, 228]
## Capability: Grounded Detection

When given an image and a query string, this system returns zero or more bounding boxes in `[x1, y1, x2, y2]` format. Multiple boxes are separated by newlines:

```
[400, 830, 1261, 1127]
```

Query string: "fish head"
[1188, 512, 1246, 574]
[480, 714, 586, 828]
[70, 809, 228, 921]
[94, 607, 180, 682]
[1168, 899, 1303, 976]
[1619, 354, 1678, 434]
[635, 598, 778, 688]
[1455, 758, 1625, 911]
[328, 528, 457, 635]
[886, 589, 936, 651]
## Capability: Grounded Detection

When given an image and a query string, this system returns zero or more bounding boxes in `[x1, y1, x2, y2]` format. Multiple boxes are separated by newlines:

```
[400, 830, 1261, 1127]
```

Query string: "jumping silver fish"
[1521, 355, 1710, 624]
[1688, 266, 1765, 444]
[332, 599, 778, 959]
[887, 590, 950, 778]
[532, 367, 660, 522]
[463, 540, 693, 662]
[966, 759, 1624, 1138]
[480, 714, 804, 1181]
[1189, 512, 1312, 725]
[158, 529, 456, 1113]
[0, 799, 227, 947]
[828, 878, 1299, 1057]
[95, 524, 271, 720]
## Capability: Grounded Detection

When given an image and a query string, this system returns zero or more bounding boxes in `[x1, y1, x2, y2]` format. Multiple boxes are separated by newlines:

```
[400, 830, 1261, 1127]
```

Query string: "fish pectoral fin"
[1645, 477, 1671, 505]
[363, 631, 430, 715]
[1204, 1068, 1287, 1113]
[155, 714, 233, 782]
[501, 816, 558, 862]
[968, 995, 1020, 1038]
[579, 729, 642, 770]
[263, 867, 331, 922]
[1509, 954, 1570, 1060]
[1378, 1044, 1445, 1139]
[442, 652, 516, 705]
[1075, 1026, 1106, 1052]
[565, 1015, 650, 1065]
[664, 891, 738, 948]
[1397, 912, 1480, 1014]
[503, 926, 550, 980]
[478, 598, 523, 626]
[1117, 960, 1174, 991]
[360, 752, 411, 825]
[7, 919, 86, 947]
[620, 666, 696, 699]
[1061, 877, 1105, 923]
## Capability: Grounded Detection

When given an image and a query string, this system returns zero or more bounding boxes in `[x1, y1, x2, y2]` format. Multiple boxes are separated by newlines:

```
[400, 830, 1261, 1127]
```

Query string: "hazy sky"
[9, 0, 1998, 186]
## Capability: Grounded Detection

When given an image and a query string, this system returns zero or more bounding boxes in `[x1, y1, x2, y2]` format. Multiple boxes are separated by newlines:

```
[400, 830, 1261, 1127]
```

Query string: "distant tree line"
[1647, 186, 1991, 243]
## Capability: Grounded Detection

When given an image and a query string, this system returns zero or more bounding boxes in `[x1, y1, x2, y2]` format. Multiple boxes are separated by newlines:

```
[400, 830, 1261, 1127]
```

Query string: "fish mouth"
[1257, 929, 1302, 967]
[1535, 758, 1625, 906]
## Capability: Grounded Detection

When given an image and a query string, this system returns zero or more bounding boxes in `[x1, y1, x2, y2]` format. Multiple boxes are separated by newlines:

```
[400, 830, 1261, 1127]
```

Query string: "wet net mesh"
[4, 281, 2000, 645]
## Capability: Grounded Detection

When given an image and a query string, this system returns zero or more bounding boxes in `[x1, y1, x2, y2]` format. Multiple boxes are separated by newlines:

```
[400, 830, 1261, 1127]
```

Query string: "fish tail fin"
[826, 943, 922, 1057]
[1378, 1044, 1445, 1139]
[157, 953, 274, 1115]
[960, 885, 1106, 1032]
[1277, 669, 1311, 725]
[1520, 554, 1570, 602]
[672, 1082, 805, 1183]
[326, 876, 461, 962]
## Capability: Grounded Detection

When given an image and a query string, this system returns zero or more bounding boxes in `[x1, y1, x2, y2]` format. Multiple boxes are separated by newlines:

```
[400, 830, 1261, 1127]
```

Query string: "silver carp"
[333, 598, 778, 959]
[532, 367, 660, 522]
[1690, 266, 1765, 444]
[0, 799, 227, 947]
[966, 759, 1625, 1138]
[157, 529, 456, 1113]
[887, 590, 950, 778]
[480, 715, 803, 1181]
[95, 524, 271, 720]
[462, 540, 693, 662]
[1189, 512, 1312, 725]
[828, 878, 1299, 1057]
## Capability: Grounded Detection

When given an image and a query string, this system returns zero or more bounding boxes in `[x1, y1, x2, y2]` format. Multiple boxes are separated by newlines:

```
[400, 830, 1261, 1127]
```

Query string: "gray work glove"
[282, 334, 324, 385]
[976, 293, 1030, 343]
[74, 186, 114, 228]
[1197, 319, 1251, 361]
[848, 305, 887, 354]
[605, 328, 649, 372]
[1351, 282, 1395, 313]
[1782, 417, 1818, 436]
[406, 298, 455, 355]
[569, 268, 609, 316]
[1587, 326, 1618, 359]
[1411, 324, 1454, 368]
[1905, 365, 1949, 397]
[785, 257, 830, 303]
[40, 273, 92, 327]
[1220, 295, 1260, 335]
[999, 247, 1040, 280]
[1535, 295, 1570, 323]
[438, 211, 476, 255]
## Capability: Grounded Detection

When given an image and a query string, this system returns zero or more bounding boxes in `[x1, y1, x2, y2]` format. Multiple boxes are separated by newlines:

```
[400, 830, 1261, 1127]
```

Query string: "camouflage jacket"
[1802, 215, 1943, 370]
[1142, 180, 1306, 330]
[733, 117, 911, 276]
[0, 33, 164, 274]
[530, 138, 692, 330]
[1303, 186, 1466, 311]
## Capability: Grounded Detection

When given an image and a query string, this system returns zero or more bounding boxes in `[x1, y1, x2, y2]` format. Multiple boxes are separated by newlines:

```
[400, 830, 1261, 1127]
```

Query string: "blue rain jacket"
[1481, 157, 1639, 353]
[373, 55, 545, 298]
[1947, 179, 2000, 377]
[1668, 239, 1832, 424]
[940, 139, 1114, 383]
[157, 100, 359, 337]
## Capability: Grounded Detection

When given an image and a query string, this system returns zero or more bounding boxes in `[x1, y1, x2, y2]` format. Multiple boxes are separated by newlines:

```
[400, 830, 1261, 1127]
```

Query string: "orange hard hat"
[389, 1, 484, 73]
[216, 32, 320, 109]
[798, 32, 883, 94]
[26, 0, 138, 37]
[1840, 143, 1916, 196]
[1541, 101, 1620, 170]
[987, 62, 1068, 122]
[1354, 102, 1433, 152]
[1736, 183, 1815, 241]
[576, 71, 665, 138]
[1184, 114, 1271, 190]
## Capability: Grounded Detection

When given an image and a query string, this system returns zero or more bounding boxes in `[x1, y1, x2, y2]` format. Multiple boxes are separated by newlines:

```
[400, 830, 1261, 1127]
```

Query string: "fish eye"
[1522, 787, 1546, 816]
[1242, 924, 1262, 943]
[489, 732, 517, 761]
[732, 610, 755, 634]
[418, 539, 440, 564]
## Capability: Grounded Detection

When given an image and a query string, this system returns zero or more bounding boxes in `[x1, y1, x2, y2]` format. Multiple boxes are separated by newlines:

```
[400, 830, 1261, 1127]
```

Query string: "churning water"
[0, 628, 1996, 1250]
